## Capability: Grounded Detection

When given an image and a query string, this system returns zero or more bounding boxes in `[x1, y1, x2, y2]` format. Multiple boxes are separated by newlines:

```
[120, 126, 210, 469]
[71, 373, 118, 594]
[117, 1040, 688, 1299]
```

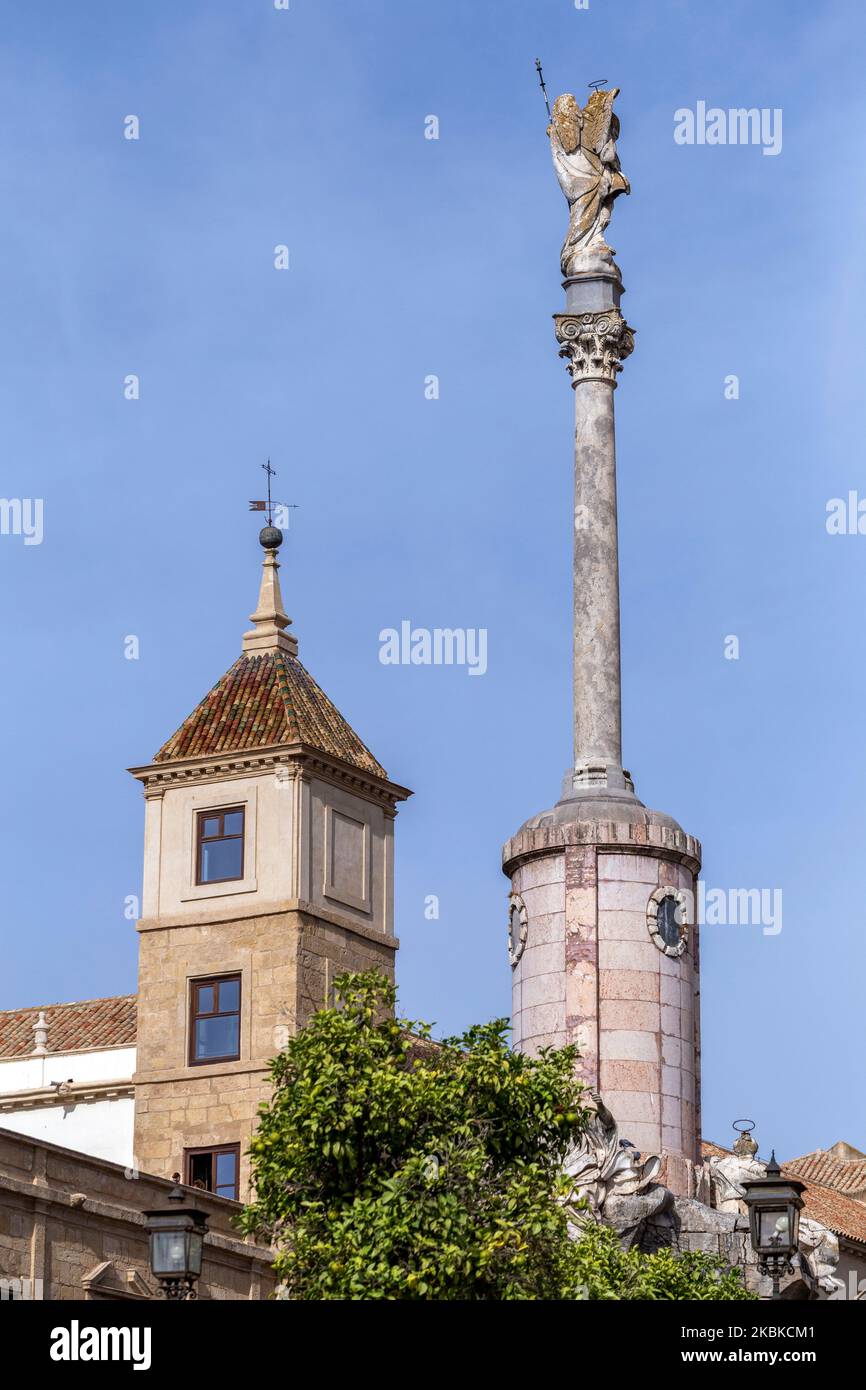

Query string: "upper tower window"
[196, 806, 245, 885]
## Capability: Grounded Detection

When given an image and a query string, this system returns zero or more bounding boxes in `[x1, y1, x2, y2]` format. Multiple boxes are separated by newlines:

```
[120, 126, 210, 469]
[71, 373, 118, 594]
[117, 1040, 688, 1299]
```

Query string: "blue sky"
[0, 0, 863, 1161]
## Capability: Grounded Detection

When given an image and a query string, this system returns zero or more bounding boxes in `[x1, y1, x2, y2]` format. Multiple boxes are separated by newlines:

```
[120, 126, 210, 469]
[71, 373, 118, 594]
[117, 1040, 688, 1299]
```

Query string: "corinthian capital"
[554, 310, 635, 385]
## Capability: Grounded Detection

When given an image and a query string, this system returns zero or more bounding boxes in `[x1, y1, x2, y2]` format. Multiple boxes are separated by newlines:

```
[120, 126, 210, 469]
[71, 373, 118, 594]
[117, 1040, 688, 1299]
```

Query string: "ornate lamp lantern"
[144, 1178, 209, 1301]
[740, 1151, 805, 1300]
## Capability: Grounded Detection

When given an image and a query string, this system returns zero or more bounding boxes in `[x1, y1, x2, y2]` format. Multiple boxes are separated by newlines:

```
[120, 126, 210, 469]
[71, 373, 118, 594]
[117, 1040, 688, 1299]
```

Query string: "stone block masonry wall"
[510, 855, 568, 1056]
[134, 907, 298, 1197]
[507, 822, 702, 1191]
[0, 1127, 274, 1300]
[134, 903, 397, 1197]
[596, 852, 698, 1164]
[295, 912, 396, 1029]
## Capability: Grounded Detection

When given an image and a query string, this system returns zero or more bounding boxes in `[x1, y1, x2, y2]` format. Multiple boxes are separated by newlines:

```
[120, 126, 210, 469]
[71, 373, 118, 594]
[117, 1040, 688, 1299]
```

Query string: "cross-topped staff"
[534, 58, 552, 120]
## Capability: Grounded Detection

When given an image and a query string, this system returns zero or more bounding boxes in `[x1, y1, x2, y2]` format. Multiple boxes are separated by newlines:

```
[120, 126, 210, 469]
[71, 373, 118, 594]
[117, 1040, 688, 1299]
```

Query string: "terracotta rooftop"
[701, 1141, 866, 1248]
[0, 995, 137, 1059]
[152, 651, 387, 779]
[795, 1180, 866, 1246]
[785, 1151, 866, 1197]
[701, 1140, 732, 1160]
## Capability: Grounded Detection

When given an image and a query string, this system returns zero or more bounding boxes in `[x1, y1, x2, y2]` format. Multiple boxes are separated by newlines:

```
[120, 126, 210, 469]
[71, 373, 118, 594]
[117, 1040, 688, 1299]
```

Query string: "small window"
[656, 896, 682, 949]
[189, 974, 241, 1064]
[196, 806, 245, 885]
[185, 1144, 240, 1202]
[647, 886, 689, 958]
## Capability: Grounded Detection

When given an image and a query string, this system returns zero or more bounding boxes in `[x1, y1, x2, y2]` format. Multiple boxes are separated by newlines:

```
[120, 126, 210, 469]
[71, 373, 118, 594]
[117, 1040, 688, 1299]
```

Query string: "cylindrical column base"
[503, 804, 702, 1196]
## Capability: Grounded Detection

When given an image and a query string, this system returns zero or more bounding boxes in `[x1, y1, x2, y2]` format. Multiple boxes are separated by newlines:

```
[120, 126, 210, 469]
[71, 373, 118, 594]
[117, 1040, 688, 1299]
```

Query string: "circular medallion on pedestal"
[507, 893, 528, 967]
[647, 885, 689, 957]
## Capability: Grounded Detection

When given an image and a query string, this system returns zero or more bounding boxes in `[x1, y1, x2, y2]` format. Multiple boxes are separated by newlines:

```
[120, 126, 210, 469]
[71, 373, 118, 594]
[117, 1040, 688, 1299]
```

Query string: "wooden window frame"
[188, 973, 242, 1066]
[195, 805, 245, 886]
[184, 1143, 241, 1202]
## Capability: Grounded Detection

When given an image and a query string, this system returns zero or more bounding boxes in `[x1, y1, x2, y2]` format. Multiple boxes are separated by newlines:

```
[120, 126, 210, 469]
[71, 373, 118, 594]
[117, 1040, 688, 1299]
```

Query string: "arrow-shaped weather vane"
[248, 459, 299, 529]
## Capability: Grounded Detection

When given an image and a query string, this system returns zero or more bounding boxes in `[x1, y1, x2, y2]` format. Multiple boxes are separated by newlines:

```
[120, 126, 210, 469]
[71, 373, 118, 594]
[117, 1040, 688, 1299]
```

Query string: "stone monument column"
[503, 86, 703, 1197]
[555, 298, 634, 794]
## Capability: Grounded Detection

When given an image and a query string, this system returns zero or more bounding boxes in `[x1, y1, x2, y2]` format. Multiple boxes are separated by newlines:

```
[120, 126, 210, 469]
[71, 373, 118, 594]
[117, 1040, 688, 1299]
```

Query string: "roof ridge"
[279, 652, 385, 774]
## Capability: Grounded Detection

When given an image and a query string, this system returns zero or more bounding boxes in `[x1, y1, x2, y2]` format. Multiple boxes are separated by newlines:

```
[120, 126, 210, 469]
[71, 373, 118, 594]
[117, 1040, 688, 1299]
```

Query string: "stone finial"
[242, 528, 298, 657]
[32, 1010, 49, 1055]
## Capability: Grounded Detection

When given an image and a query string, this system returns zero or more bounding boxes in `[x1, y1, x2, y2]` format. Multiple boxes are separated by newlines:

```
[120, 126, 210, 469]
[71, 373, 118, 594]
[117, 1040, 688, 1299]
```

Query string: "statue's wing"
[581, 89, 618, 157]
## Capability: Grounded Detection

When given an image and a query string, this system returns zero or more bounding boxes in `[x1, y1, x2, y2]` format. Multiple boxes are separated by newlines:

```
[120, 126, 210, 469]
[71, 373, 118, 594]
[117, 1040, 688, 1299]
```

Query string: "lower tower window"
[189, 974, 241, 1063]
[185, 1144, 240, 1201]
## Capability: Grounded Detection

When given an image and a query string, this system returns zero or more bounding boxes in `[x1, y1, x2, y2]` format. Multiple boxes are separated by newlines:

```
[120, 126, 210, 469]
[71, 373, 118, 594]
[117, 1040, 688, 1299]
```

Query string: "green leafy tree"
[241, 971, 752, 1301]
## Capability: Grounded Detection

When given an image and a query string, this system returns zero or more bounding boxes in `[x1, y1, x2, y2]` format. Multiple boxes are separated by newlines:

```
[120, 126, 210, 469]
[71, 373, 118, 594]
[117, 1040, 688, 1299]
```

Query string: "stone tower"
[503, 86, 701, 1196]
[130, 526, 410, 1198]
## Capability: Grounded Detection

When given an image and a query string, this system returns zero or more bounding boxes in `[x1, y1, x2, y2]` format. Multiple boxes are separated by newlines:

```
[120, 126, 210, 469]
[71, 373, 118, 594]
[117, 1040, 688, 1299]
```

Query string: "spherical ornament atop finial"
[259, 525, 283, 550]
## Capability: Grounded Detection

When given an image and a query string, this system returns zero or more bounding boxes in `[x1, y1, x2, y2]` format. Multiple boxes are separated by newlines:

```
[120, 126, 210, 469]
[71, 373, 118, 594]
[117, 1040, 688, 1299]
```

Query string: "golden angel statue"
[548, 87, 630, 278]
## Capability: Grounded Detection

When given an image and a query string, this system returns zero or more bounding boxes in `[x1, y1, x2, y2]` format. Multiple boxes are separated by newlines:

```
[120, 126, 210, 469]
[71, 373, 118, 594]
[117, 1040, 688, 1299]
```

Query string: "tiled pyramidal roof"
[0, 995, 137, 1058]
[153, 651, 386, 779]
[152, 530, 389, 780]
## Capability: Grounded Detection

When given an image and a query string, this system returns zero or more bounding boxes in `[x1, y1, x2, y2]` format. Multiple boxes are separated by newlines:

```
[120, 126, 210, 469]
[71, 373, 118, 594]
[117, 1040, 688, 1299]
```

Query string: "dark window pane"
[201, 816, 222, 839]
[196, 985, 214, 1015]
[200, 838, 243, 883]
[218, 978, 240, 1013]
[657, 897, 681, 948]
[223, 810, 244, 836]
[195, 1015, 240, 1060]
[189, 1153, 212, 1189]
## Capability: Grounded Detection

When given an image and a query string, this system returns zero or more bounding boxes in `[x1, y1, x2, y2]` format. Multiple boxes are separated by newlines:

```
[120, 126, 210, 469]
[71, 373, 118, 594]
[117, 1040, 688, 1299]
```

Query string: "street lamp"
[144, 1177, 209, 1301]
[740, 1151, 805, 1300]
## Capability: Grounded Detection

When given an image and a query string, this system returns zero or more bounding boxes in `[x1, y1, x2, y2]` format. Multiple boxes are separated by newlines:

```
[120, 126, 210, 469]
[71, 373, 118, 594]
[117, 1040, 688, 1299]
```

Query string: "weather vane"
[248, 459, 298, 531]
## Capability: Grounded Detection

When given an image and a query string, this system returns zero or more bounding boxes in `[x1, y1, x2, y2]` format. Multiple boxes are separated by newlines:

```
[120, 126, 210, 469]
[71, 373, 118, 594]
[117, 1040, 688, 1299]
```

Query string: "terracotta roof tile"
[701, 1140, 733, 1160]
[792, 1180, 866, 1246]
[0, 995, 137, 1058]
[153, 652, 386, 779]
[785, 1152, 866, 1197]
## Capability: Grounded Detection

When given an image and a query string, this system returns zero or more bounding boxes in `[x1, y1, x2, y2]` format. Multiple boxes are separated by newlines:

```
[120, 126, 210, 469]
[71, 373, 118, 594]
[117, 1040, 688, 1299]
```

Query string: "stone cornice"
[0, 1041, 135, 1066]
[128, 742, 411, 813]
[0, 1080, 134, 1114]
[0, 1169, 274, 1266]
[133, 1060, 270, 1087]
[554, 309, 635, 385]
[136, 898, 399, 951]
[503, 818, 702, 877]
